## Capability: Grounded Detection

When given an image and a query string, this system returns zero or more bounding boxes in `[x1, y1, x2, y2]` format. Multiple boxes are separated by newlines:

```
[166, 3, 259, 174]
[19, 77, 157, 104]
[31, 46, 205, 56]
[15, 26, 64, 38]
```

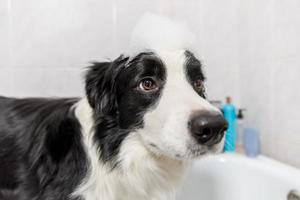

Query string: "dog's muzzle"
[189, 111, 228, 146]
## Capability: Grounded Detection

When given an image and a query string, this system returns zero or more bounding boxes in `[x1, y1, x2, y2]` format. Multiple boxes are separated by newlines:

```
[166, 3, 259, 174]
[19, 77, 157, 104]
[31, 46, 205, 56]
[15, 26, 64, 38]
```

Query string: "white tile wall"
[1, 0, 240, 102]
[239, 0, 300, 168]
[10, 0, 116, 69]
[0, 69, 14, 96]
[1, 0, 299, 167]
[10, 68, 85, 97]
[0, 0, 10, 68]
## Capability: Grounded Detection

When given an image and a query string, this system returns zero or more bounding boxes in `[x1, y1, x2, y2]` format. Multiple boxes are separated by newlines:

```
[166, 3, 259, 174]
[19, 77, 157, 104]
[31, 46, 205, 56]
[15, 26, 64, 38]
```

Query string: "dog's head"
[85, 49, 227, 162]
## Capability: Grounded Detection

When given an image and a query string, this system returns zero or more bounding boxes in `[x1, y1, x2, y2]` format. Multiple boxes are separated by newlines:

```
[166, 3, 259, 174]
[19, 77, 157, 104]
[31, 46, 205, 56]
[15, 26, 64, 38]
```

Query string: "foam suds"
[126, 13, 196, 57]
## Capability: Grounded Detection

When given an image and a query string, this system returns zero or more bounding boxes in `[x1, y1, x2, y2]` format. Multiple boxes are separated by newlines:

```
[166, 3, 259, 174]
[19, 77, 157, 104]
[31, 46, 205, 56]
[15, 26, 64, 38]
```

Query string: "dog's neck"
[73, 98, 189, 200]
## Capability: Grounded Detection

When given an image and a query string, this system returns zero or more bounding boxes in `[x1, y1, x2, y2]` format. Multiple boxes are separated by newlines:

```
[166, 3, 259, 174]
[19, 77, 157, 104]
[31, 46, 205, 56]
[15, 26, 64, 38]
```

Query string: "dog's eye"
[139, 78, 158, 91]
[193, 79, 204, 92]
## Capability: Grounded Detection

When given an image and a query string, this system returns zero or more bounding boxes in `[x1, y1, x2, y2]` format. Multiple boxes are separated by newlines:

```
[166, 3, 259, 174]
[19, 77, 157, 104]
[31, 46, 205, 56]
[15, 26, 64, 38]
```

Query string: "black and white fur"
[0, 50, 223, 200]
[0, 15, 225, 200]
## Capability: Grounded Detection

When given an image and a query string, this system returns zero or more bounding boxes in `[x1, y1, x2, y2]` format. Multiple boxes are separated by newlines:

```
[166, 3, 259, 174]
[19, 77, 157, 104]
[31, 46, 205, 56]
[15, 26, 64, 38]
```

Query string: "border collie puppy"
[0, 16, 227, 200]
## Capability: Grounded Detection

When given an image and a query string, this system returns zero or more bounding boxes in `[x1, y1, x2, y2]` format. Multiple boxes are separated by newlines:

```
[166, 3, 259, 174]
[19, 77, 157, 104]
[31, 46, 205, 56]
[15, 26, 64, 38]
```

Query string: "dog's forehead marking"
[158, 50, 187, 84]
[159, 50, 185, 68]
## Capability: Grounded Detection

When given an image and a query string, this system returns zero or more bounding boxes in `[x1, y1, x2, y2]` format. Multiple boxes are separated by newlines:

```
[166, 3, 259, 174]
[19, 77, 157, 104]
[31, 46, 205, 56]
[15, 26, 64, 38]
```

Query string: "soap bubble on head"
[126, 13, 197, 57]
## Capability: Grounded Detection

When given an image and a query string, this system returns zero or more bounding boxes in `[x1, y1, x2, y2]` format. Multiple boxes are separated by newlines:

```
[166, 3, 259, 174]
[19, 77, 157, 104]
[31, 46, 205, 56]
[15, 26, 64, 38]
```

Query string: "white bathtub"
[178, 153, 300, 200]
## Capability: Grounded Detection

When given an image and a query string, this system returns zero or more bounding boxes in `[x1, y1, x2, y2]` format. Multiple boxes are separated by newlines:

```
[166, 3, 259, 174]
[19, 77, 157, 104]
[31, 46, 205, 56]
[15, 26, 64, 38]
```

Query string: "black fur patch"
[85, 52, 166, 164]
[0, 97, 87, 200]
[184, 50, 206, 97]
[0, 51, 167, 199]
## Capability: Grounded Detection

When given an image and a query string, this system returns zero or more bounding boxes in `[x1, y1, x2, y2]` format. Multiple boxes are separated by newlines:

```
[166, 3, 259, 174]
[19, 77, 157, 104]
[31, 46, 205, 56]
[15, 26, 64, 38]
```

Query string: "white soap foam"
[126, 13, 196, 56]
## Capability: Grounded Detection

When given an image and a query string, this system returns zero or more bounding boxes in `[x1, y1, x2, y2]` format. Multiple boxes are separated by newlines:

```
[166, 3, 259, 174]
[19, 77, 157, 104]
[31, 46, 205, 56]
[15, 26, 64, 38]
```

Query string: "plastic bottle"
[243, 128, 260, 157]
[223, 97, 237, 152]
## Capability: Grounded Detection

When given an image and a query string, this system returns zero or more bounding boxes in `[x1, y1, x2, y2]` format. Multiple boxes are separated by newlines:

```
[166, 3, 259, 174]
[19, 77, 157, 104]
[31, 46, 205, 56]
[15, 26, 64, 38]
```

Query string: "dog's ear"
[85, 56, 129, 116]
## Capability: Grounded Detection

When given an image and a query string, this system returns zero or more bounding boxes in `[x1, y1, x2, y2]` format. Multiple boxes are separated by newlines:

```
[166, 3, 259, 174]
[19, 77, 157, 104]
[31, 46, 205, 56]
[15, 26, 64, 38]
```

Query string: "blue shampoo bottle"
[223, 97, 237, 152]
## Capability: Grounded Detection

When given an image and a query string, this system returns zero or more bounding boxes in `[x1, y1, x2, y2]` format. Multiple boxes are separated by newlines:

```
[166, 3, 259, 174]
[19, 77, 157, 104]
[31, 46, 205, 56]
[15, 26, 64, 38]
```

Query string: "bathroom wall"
[0, 0, 118, 97]
[238, 0, 300, 167]
[0, 0, 240, 104]
[1, 0, 299, 167]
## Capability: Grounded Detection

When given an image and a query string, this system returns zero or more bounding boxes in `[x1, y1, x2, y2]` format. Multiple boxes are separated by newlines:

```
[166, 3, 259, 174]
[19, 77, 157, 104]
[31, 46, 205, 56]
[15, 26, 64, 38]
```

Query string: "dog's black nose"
[189, 112, 228, 145]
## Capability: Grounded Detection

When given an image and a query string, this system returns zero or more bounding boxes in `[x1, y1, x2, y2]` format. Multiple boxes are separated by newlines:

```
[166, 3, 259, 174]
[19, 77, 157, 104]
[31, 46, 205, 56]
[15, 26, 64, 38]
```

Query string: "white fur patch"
[72, 99, 188, 200]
